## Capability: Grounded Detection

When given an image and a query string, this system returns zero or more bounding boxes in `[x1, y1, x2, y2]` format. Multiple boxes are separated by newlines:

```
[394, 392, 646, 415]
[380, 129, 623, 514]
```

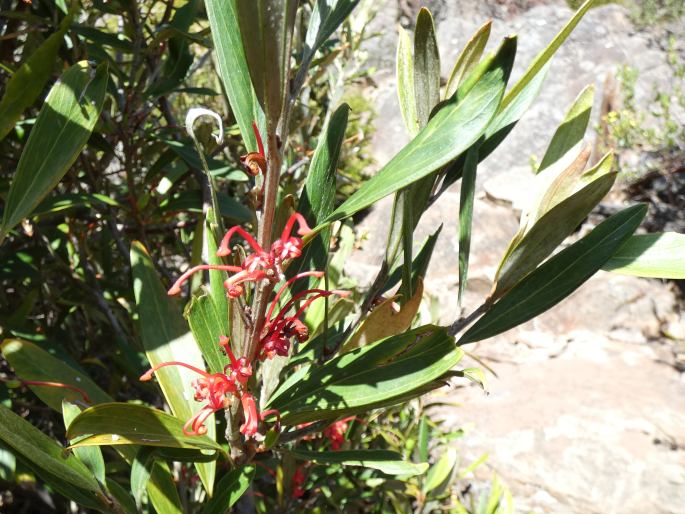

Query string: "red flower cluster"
[323, 416, 355, 450]
[140, 337, 254, 436]
[143, 210, 348, 440]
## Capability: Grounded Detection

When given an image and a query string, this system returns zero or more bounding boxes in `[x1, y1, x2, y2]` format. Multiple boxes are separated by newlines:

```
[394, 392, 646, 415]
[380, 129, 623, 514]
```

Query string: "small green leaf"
[460, 204, 647, 343]
[0, 403, 100, 493]
[304, 0, 359, 63]
[445, 21, 491, 99]
[269, 326, 463, 424]
[201, 466, 255, 514]
[537, 84, 595, 174]
[204, 0, 262, 151]
[66, 403, 224, 453]
[105, 478, 138, 514]
[458, 145, 479, 304]
[397, 26, 419, 136]
[1, 61, 109, 240]
[385, 225, 442, 291]
[602, 232, 685, 279]
[290, 449, 428, 476]
[423, 447, 457, 494]
[62, 401, 106, 485]
[0, 5, 75, 140]
[414, 8, 440, 128]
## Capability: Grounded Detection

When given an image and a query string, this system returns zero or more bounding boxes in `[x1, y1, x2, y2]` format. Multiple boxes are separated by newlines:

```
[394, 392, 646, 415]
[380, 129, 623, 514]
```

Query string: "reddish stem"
[168, 264, 243, 295]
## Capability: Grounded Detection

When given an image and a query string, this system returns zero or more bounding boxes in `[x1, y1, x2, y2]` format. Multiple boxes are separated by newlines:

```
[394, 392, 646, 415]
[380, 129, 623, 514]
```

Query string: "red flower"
[323, 417, 356, 450]
[239, 392, 259, 437]
[140, 349, 241, 436]
[292, 466, 307, 498]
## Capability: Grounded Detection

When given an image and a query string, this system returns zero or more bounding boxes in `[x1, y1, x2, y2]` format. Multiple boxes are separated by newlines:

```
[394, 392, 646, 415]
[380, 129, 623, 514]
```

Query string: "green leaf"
[186, 291, 230, 375]
[148, 461, 183, 514]
[0, 403, 100, 493]
[494, 159, 616, 296]
[460, 204, 647, 343]
[131, 447, 155, 510]
[291, 103, 349, 292]
[537, 84, 595, 174]
[33, 193, 121, 216]
[458, 145, 479, 304]
[423, 447, 458, 494]
[325, 36, 516, 224]
[268, 326, 463, 424]
[66, 403, 224, 453]
[602, 232, 685, 279]
[445, 21, 491, 99]
[201, 466, 255, 514]
[417, 415, 429, 463]
[234, 0, 297, 126]
[304, 0, 359, 63]
[385, 225, 442, 291]
[131, 241, 216, 494]
[0, 6, 75, 140]
[500, 0, 595, 110]
[62, 401, 106, 485]
[105, 478, 139, 514]
[397, 26, 419, 136]
[0, 61, 108, 240]
[204, 0, 262, 152]
[1, 339, 112, 410]
[159, 190, 253, 224]
[414, 8, 440, 127]
[290, 449, 428, 476]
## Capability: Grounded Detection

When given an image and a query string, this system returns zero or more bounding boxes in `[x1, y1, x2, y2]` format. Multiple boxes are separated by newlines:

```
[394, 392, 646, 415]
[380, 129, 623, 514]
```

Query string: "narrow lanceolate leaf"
[201, 466, 255, 514]
[494, 158, 616, 296]
[385, 225, 443, 292]
[234, 0, 297, 126]
[204, 0, 261, 151]
[414, 8, 441, 128]
[290, 449, 428, 476]
[66, 403, 224, 453]
[62, 401, 106, 486]
[0, 61, 108, 240]
[602, 233, 685, 279]
[304, 0, 360, 63]
[537, 84, 595, 174]
[445, 21, 492, 99]
[0, 6, 75, 140]
[458, 145, 479, 304]
[325, 37, 516, 224]
[147, 461, 183, 514]
[1, 339, 111, 410]
[501, 0, 596, 110]
[130, 241, 216, 495]
[460, 204, 647, 344]
[423, 447, 458, 494]
[186, 291, 229, 375]
[291, 104, 349, 292]
[0, 403, 100, 493]
[268, 326, 463, 424]
[454, 0, 595, 175]
[397, 26, 419, 136]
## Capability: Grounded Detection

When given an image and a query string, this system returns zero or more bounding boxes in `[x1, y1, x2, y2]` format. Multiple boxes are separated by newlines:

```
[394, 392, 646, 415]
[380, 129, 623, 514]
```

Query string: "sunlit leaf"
[291, 449, 428, 476]
[602, 232, 685, 279]
[460, 204, 647, 343]
[1, 61, 108, 240]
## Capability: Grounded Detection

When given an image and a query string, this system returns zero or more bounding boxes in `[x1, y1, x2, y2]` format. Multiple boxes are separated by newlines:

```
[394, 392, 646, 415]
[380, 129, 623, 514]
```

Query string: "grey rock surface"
[347, 1, 685, 512]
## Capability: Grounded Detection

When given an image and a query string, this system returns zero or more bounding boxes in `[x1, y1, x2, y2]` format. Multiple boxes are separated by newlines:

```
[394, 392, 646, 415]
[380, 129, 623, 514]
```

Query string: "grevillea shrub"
[1, 0, 684, 512]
